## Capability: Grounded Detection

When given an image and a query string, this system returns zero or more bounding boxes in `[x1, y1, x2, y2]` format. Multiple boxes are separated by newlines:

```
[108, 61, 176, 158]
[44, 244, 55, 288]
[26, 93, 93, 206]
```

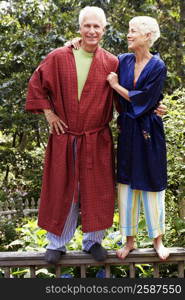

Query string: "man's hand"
[44, 109, 68, 135]
[154, 102, 167, 117]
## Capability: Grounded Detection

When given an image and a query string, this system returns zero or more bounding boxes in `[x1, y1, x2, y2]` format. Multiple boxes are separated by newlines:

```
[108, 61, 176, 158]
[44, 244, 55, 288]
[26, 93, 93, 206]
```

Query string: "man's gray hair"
[129, 16, 160, 47]
[79, 6, 107, 28]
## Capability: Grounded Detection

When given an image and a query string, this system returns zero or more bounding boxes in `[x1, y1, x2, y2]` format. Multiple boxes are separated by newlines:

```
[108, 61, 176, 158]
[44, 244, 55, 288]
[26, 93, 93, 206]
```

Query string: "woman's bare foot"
[153, 236, 169, 260]
[116, 245, 135, 260]
[116, 236, 136, 260]
[154, 244, 169, 260]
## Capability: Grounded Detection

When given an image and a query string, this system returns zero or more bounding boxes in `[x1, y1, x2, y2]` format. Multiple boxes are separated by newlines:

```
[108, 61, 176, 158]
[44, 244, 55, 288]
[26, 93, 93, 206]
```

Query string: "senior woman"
[107, 16, 169, 260]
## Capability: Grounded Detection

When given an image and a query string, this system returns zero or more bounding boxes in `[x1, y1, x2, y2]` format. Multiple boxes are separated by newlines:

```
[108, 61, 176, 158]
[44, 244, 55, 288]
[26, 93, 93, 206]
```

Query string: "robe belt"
[66, 125, 109, 202]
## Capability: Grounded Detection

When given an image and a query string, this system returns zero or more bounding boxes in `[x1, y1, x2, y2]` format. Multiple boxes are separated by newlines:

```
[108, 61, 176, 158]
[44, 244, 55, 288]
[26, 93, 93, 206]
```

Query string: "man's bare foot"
[154, 243, 169, 260]
[116, 245, 135, 260]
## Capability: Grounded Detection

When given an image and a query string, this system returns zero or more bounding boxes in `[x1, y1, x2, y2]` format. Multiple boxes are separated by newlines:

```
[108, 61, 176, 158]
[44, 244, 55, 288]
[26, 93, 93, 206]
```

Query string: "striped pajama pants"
[118, 184, 165, 239]
[47, 137, 105, 252]
[46, 201, 105, 252]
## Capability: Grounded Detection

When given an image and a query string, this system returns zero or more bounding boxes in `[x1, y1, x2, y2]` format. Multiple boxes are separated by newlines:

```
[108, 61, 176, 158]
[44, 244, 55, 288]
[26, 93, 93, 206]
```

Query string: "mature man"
[25, 6, 118, 263]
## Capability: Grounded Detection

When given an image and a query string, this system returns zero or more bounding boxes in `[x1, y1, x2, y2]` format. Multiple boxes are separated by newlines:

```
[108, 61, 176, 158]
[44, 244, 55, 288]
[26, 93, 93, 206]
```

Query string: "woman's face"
[127, 23, 149, 50]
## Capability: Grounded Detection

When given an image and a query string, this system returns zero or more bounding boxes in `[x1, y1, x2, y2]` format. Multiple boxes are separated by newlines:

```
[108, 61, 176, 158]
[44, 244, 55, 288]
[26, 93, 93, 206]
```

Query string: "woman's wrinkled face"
[127, 23, 149, 50]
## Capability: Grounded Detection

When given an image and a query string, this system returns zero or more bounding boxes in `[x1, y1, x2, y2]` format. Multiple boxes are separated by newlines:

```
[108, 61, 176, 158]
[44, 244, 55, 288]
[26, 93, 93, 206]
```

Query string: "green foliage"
[0, 0, 184, 278]
[164, 89, 185, 200]
[0, 0, 184, 203]
[7, 218, 47, 251]
[0, 220, 17, 250]
[163, 88, 185, 246]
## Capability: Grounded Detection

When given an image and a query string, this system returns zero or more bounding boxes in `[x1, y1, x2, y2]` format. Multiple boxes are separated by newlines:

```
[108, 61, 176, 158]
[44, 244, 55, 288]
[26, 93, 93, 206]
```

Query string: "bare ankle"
[153, 235, 163, 247]
[126, 236, 135, 249]
[125, 242, 135, 250]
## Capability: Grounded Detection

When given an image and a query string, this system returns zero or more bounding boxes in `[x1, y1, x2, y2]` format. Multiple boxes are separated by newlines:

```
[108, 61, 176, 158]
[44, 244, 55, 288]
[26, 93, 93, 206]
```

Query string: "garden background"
[0, 0, 184, 278]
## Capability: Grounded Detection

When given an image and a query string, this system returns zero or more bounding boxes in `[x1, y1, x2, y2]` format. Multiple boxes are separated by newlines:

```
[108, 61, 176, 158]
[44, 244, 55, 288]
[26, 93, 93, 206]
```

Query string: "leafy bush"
[163, 88, 185, 246]
[0, 0, 184, 278]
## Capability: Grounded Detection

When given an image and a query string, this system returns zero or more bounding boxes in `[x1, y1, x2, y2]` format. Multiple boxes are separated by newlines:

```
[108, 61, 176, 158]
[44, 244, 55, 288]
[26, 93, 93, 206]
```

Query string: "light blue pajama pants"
[118, 184, 165, 239]
[46, 201, 105, 252]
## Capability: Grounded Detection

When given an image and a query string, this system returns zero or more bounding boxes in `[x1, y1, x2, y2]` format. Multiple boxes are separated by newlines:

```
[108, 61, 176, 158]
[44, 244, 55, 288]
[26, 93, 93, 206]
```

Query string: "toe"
[155, 246, 169, 261]
[116, 247, 131, 260]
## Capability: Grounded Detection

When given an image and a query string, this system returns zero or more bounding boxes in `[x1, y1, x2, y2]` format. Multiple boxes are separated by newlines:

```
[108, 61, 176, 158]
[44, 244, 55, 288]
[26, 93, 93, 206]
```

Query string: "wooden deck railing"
[0, 198, 38, 218]
[0, 247, 184, 278]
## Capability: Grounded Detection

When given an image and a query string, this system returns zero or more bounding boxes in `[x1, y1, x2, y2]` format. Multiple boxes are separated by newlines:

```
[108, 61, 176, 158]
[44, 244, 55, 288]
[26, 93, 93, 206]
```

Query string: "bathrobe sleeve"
[128, 62, 167, 118]
[25, 53, 54, 113]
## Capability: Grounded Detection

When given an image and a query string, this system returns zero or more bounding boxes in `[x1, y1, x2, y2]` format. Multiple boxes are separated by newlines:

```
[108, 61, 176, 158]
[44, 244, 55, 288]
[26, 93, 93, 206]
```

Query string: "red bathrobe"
[25, 45, 118, 235]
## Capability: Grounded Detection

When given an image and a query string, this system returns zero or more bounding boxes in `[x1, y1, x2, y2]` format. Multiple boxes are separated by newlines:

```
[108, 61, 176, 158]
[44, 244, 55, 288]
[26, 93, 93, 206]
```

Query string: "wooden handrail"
[0, 247, 184, 278]
[0, 247, 185, 266]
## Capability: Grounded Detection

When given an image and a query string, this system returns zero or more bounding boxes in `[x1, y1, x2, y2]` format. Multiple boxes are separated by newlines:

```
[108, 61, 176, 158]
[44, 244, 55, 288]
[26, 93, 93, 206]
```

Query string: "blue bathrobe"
[117, 53, 167, 191]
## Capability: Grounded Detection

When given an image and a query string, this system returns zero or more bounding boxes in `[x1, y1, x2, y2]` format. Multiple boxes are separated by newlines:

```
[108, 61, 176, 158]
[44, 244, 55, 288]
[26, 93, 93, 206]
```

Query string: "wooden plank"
[4, 267, 11, 278]
[0, 248, 185, 261]
[1, 257, 185, 267]
[0, 248, 184, 268]
[153, 263, 160, 278]
[178, 262, 184, 278]
[0, 250, 184, 278]
[30, 266, 36, 278]
[80, 265, 86, 278]
[105, 264, 111, 278]
[55, 265, 61, 278]
[0, 258, 184, 267]
[129, 263, 135, 278]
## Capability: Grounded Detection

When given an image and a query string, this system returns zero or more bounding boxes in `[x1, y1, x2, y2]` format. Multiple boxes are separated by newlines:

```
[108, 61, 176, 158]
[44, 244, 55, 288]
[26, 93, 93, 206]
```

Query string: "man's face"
[79, 13, 105, 48]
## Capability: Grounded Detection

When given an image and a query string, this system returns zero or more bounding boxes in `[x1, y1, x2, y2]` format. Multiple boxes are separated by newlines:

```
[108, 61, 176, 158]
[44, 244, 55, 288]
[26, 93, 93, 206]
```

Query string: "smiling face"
[127, 23, 150, 51]
[79, 13, 105, 51]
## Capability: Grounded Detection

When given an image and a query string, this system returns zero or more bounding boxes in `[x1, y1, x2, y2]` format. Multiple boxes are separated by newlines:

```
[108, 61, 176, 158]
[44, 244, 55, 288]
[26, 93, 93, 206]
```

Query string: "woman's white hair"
[129, 16, 160, 47]
[79, 6, 107, 28]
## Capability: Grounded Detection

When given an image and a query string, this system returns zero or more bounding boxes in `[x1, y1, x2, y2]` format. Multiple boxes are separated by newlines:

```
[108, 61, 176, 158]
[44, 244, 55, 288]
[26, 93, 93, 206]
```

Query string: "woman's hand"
[154, 102, 167, 117]
[107, 72, 119, 89]
[107, 72, 130, 101]
[44, 109, 68, 135]
[64, 37, 82, 50]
